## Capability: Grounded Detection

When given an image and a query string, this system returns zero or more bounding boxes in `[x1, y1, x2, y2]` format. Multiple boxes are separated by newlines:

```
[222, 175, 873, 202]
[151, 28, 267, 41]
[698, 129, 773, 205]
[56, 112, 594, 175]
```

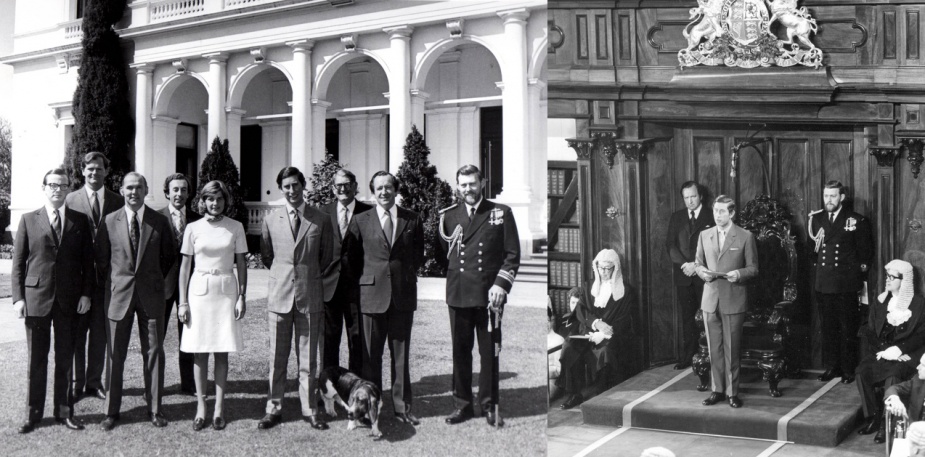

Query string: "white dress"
[179, 217, 247, 353]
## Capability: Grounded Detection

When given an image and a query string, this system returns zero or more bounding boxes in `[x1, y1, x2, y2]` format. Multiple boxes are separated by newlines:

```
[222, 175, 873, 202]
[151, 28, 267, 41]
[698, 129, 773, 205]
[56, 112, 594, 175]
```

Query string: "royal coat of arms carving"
[678, 0, 823, 69]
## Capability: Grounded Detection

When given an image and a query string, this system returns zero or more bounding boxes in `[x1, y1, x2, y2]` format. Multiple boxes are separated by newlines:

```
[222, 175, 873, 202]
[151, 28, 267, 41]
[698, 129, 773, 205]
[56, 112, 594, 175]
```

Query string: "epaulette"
[439, 204, 458, 214]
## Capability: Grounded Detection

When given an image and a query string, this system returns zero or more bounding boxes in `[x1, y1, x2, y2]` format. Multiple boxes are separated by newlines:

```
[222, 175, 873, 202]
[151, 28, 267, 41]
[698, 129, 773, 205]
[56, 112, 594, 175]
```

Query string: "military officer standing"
[810, 180, 873, 384]
[440, 164, 520, 427]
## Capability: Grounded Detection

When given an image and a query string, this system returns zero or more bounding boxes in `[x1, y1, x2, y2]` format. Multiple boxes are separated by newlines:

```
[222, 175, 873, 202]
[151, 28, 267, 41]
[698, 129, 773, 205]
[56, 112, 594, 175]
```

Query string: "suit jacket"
[321, 200, 372, 302]
[695, 223, 759, 314]
[885, 375, 925, 422]
[859, 295, 925, 364]
[65, 186, 124, 243]
[811, 209, 873, 294]
[158, 206, 202, 299]
[344, 206, 424, 314]
[11, 207, 94, 316]
[96, 206, 177, 321]
[666, 206, 714, 286]
[439, 200, 521, 308]
[260, 205, 335, 314]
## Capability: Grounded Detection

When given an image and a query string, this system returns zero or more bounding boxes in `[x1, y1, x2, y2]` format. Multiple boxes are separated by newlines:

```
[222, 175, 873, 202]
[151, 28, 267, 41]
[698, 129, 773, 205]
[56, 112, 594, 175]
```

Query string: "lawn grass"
[0, 298, 546, 456]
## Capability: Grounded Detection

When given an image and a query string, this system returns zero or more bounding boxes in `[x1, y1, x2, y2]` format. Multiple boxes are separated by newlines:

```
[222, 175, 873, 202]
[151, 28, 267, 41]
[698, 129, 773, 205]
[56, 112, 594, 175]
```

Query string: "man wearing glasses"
[810, 180, 873, 385]
[321, 169, 371, 374]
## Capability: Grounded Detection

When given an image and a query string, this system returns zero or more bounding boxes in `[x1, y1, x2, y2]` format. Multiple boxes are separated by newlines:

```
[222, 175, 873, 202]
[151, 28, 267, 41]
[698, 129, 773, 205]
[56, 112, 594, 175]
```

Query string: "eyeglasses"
[332, 183, 354, 191]
[44, 183, 66, 191]
[887, 273, 903, 281]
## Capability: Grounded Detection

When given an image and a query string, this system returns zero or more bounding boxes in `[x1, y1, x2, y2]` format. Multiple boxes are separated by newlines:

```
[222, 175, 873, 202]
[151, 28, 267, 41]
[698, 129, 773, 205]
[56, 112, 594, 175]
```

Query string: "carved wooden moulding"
[677, 0, 823, 69]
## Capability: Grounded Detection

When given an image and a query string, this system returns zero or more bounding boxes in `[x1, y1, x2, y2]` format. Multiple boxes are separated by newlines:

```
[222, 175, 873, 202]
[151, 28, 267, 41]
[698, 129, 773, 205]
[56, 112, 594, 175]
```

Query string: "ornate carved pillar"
[868, 144, 901, 287]
[566, 137, 597, 287]
[898, 132, 925, 179]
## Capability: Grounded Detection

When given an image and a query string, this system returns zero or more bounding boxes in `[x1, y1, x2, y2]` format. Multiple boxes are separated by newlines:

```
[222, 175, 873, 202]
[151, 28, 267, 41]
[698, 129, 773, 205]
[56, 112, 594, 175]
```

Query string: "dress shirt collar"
[828, 206, 842, 222]
[125, 204, 145, 222]
[168, 204, 185, 218]
[337, 199, 356, 216]
[85, 186, 104, 205]
[45, 203, 66, 224]
[465, 197, 483, 217]
[286, 201, 306, 217]
[690, 204, 702, 219]
[376, 204, 397, 221]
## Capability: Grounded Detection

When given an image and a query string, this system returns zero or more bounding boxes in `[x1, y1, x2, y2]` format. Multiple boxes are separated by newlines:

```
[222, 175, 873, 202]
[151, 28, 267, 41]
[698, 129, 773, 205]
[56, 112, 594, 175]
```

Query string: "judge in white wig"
[856, 259, 925, 443]
[558, 249, 637, 410]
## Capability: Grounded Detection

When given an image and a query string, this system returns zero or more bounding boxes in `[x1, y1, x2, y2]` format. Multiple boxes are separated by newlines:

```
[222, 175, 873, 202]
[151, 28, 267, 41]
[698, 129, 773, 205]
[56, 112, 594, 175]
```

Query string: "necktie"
[340, 207, 349, 237]
[689, 210, 695, 229]
[383, 211, 394, 247]
[469, 206, 475, 221]
[51, 209, 61, 244]
[719, 230, 726, 251]
[130, 212, 139, 258]
[291, 209, 301, 240]
[829, 212, 834, 224]
[91, 192, 101, 227]
[174, 210, 185, 243]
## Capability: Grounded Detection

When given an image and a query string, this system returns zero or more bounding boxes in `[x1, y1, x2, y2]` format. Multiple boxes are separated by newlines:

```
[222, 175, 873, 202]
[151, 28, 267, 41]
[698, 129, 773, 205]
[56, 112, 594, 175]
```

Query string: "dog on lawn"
[319, 366, 383, 438]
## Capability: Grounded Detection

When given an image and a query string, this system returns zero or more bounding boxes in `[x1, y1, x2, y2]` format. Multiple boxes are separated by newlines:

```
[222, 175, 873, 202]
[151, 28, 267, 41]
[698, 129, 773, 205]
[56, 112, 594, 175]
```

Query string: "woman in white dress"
[177, 180, 248, 431]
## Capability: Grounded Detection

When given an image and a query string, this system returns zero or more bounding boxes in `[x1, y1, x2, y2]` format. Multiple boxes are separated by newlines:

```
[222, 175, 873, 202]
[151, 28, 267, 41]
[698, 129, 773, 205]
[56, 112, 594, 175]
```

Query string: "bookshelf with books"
[548, 161, 582, 316]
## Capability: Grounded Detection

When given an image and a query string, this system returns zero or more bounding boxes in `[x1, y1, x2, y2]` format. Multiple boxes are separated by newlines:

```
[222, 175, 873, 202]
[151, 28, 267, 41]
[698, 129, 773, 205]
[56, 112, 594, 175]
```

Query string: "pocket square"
[730, 247, 740, 250]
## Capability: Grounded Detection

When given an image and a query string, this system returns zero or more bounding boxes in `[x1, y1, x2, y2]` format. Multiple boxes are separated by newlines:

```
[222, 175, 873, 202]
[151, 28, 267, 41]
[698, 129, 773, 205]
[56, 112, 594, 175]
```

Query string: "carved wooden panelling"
[694, 137, 726, 199]
[645, 140, 676, 366]
[813, 19, 869, 54]
[908, 10, 920, 60]
[577, 14, 589, 59]
[596, 14, 609, 59]
[821, 140, 853, 192]
[897, 159, 925, 295]
[617, 13, 631, 61]
[886, 11, 898, 60]
[736, 140, 770, 203]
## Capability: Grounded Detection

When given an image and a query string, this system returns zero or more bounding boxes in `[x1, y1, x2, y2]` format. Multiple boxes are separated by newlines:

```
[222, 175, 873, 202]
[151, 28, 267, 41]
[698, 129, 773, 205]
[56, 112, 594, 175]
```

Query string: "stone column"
[384, 25, 413, 173]
[225, 108, 246, 166]
[151, 116, 181, 207]
[527, 77, 547, 242]
[410, 89, 429, 135]
[203, 52, 228, 144]
[311, 99, 332, 164]
[496, 9, 532, 205]
[131, 63, 155, 187]
[288, 40, 314, 173]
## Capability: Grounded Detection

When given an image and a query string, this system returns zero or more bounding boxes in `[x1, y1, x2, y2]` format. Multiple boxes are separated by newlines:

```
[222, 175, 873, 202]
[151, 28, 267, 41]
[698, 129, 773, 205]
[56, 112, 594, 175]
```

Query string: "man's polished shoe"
[150, 412, 169, 428]
[840, 374, 855, 384]
[874, 419, 887, 443]
[304, 414, 329, 430]
[702, 392, 727, 406]
[56, 417, 85, 430]
[485, 409, 503, 427]
[560, 393, 584, 410]
[100, 415, 119, 431]
[192, 417, 206, 431]
[395, 412, 420, 426]
[212, 417, 226, 431]
[728, 396, 743, 408]
[17, 420, 36, 434]
[445, 407, 474, 425]
[257, 414, 281, 430]
[817, 368, 842, 382]
[673, 360, 692, 370]
[84, 388, 107, 400]
[858, 416, 878, 435]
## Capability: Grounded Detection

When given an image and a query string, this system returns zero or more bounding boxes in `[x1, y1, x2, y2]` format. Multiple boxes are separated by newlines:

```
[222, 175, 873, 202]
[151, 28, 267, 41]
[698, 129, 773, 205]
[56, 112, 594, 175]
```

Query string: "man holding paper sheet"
[695, 195, 758, 409]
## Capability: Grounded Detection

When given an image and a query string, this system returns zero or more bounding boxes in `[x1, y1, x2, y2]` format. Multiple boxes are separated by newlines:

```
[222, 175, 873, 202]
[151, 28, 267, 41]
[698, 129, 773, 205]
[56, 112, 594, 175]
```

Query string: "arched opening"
[151, 74, 208, 202]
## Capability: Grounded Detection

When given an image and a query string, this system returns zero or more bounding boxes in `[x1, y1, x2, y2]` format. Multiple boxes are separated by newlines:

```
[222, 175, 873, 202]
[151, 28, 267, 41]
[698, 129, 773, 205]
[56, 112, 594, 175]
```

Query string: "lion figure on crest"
[766, 0, 819, 49]
[683, 0, 724, 51]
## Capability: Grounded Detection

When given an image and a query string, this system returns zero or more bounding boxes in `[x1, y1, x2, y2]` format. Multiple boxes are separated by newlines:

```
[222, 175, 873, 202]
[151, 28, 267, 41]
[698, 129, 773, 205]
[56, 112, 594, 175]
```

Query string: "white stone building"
[1, 0, 547, 254]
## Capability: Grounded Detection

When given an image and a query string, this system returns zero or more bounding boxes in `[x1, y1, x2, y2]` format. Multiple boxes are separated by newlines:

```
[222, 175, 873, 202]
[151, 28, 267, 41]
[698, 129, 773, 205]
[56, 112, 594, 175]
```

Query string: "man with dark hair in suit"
[666, 181, 714, 370]
[345, 171, 424, 426]
[66, 151, 124, 401]
[321, 168, 372, 374]
[257, 166, 334, 431]
[96, 172, 177, 431]
[440, 164, 520, 426]
[159, 173, 201, 396]
[810, 180, 873, 385]
[13, 168, 95, 433]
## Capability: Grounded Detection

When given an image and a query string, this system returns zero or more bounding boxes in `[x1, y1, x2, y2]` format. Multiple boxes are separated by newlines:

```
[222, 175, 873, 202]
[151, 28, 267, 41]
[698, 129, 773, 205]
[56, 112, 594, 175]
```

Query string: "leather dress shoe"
[56, 417, 85, 430]
[192, 417, 206, 431]
[817, 368, 842, 382]
[485, 408, 502, 427]
[673, 360, 692, 370]
[395, 412, 420, 426]
[305, 414, 329, 430]
[840, 374, 855, 384]
[18, 420, 36, 434]
[728, 396, 743, 408]
[257, 414, 281, 430]
[702, 392, 727, 406]
[858, 416, 878, 435]
[212, 417, 226, 431]
[84, 388, 107, 400]
[150, 412, 169, 428]
[560, 393, 584, 410]
[445, 407, 474, 425]
[874, 418, 887, 443]
[100, 415, 119, 431]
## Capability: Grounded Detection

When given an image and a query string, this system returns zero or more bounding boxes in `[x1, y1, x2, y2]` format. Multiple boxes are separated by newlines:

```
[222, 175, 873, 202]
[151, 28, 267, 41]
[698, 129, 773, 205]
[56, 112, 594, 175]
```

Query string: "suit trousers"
[323, 281, 363, 374]
[677, 282, 705, 362]
[817, 291, 860, 374]
[73, 288, 107, 391]
[361, 304, 414, 414]
[104, 295, 166, 416]
[448, 305, 494, 410]
[24, 305, 78, 421]
[266, 308, 323, 416]
[164, 290, 194, 391]
[703, 309, 745, 396]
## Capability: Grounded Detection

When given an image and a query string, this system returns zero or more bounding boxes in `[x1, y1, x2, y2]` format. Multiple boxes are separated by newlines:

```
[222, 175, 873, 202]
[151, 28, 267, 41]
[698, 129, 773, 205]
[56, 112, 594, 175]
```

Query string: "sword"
[488, 304, 504, 428]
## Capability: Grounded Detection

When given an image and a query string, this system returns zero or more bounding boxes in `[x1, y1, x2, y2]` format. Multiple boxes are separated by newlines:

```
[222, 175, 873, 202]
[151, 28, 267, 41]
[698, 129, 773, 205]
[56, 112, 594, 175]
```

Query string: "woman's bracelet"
[179, 303, 189, 307]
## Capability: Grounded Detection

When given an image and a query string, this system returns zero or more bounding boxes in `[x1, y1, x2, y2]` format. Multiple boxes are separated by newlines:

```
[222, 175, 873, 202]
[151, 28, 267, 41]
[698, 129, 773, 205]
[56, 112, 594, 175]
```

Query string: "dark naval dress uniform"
[812, 208, 873, 377]
[439, 199, 520, 413]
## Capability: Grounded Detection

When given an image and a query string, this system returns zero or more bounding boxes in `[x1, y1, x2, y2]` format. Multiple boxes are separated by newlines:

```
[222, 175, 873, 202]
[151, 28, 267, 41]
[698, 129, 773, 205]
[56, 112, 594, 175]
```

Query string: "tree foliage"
[192, 137, 248, 227]
[0, 117, 11, 232]
[65, 0, 132, 192]
[396, 125, 454, 277]
[304, 153, 344, 208]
